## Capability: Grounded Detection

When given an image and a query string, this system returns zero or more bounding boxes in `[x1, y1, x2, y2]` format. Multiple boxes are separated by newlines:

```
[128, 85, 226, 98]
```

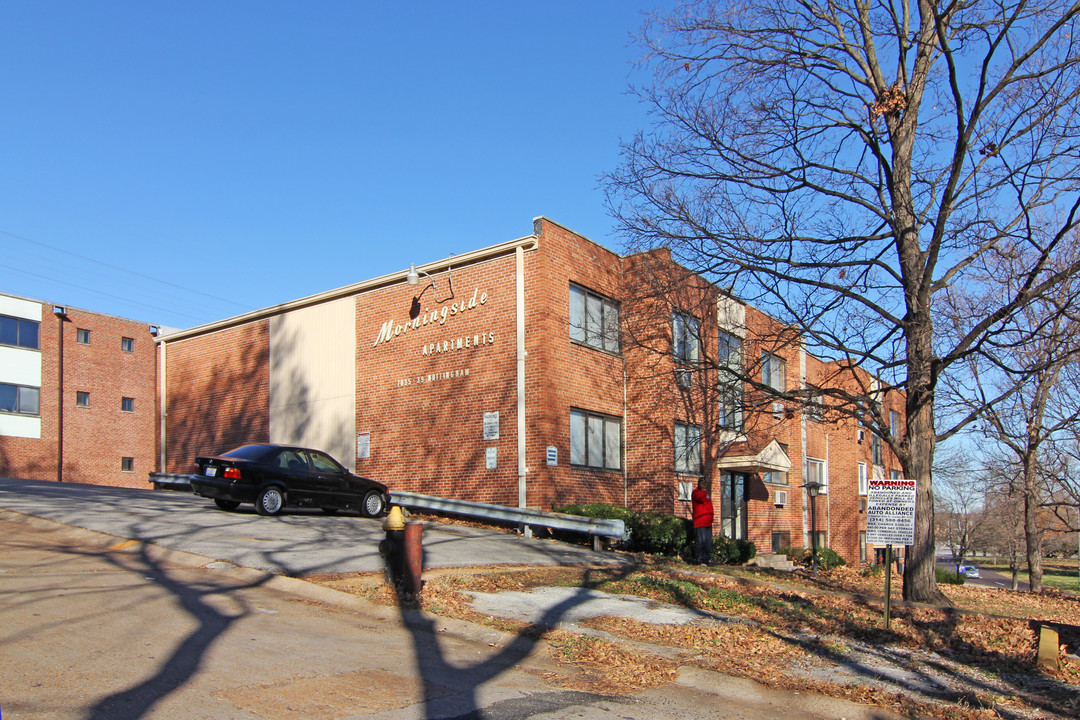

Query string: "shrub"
[936, 567, 965, 585]
[631, 512, 691, 556]
[711, 535, 757, 565]
[813, 548, 847, 571]
[779, 546, 847, 571]
[553, 503, 691, 556]
[860, 563, 884, 578]
[553, 503, 636, 523]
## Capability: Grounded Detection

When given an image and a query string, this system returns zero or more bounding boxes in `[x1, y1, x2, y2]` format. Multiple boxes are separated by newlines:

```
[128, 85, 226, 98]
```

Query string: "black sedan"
[190, 444, 388, 517]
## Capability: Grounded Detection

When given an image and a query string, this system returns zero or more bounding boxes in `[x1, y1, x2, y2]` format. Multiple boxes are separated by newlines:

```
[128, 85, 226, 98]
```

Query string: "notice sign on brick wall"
[865, 478, 916, 546]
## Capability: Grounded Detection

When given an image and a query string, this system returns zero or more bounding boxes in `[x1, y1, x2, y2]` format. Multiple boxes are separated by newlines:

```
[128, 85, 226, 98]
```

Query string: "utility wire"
[0, 228, 253, 312]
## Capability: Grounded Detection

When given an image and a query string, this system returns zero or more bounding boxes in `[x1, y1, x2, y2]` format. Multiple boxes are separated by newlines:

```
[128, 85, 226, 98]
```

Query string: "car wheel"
[256, 487, 285, 516]
[321, 507, 339, 515]
[361, 490, 386, 518]
[214, 498, 241, 511]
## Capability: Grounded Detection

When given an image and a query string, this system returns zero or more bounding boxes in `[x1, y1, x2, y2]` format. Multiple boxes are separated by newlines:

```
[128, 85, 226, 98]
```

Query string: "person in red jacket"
[691, 477, 714, 565]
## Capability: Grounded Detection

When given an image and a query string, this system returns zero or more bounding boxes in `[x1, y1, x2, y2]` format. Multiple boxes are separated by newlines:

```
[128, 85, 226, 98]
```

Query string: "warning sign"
[865, 478, 916, 546]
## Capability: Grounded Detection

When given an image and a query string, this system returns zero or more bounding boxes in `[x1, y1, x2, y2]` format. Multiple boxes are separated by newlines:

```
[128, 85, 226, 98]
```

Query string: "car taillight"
[223, 468, 241, 480]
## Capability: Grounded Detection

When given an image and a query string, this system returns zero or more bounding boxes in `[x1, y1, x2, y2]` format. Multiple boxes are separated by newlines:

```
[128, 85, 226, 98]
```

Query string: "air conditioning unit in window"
[859, 498, 867, 513]
[675, 367, 693, 388]
[858, 429, 865, 443]
[774, 490, 788, 506]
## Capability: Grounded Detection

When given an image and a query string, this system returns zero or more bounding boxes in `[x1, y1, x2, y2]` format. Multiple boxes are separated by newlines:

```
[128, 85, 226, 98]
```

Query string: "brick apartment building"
[0, 292, 158, 488]
[154, 217, 905, 564]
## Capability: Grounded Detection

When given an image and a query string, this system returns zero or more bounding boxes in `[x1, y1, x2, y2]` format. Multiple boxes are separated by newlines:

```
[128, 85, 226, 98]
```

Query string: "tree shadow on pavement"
[78, 541, 272, 720]
[391, 539, 636, 720]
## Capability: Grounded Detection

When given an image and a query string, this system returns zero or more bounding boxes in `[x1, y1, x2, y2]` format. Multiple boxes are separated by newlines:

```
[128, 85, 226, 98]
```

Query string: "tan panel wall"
[269, 297, 357, 469]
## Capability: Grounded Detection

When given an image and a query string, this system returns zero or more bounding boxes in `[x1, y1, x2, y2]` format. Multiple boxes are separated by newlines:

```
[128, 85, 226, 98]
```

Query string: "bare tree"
[934, 450, 988, 575]
[606, 0, 1080, 602]
[955, 296, 1080, 590]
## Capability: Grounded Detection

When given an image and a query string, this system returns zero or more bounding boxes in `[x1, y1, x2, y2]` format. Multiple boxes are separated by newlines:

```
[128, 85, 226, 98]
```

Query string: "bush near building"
[558, 503, 756, 563]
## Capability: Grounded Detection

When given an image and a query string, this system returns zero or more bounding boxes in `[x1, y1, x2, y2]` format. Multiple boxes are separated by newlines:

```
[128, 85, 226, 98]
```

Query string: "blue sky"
[0, 1, 672, 329]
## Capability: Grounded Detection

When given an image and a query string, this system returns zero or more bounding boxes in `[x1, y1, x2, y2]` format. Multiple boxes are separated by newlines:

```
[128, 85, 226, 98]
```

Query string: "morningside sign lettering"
[373, 288, 489, 348]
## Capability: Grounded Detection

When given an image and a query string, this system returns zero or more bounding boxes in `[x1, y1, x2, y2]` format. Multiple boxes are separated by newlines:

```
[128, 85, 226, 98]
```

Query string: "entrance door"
[720, 472, 747, 540]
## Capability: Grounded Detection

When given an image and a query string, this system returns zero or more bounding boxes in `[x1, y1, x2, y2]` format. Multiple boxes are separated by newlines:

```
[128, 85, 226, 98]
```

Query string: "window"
[77, 328, 90, 344]
[308, 450, 343, 473]
[718, 387, 743, 430]
[872, 432, 883, 465]
[762, 351, 786, 391]
[805, 387, 825, 422]
[273, 449, 310, 471]
[890, 469, 903, 480]
[76, 391, 90, 407]
[674, 421, 702, 475]
[677, 480, 695, 501]
[121, 337, 135, 353]
[673, 312, 701, 364]
[0, 315, 40, 349]
[771, 531, 791, 554]
[859, 531, 867, 563]
[569, 284, 620, 353]
[763, 470, 788, 485]
[810, 530, 827, 550]
[0, 383, 40, 415]
[890, 409, 902, 438]
[717, 331, 744, 430]
[121, 457, 135, 472]
[858, 462, 868, 495]
[718, 331, 742, 379]
[807, 457, 826, 494]
[121, 397, 135, 412]
[570, 409, 622, 470]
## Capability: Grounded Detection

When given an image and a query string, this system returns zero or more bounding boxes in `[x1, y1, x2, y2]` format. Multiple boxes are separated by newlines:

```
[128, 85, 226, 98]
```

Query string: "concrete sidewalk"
[0, 509, 904, 720]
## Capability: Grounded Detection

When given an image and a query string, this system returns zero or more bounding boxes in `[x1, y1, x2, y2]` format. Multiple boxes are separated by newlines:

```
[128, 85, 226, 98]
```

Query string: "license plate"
[205, 466, 217, 477]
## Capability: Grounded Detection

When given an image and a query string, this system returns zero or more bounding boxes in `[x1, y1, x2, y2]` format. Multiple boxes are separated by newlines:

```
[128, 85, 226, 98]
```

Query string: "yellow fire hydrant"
[379, 506, 406, 587]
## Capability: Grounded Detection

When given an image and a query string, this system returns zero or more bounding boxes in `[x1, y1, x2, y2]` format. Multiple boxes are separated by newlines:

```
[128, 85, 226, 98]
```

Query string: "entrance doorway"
[719, 471, 748, 540]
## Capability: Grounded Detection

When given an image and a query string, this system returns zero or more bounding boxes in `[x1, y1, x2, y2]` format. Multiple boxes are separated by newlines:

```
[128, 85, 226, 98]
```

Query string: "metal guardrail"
[390, 491, 626, 550]
[148, 473, 193, 491]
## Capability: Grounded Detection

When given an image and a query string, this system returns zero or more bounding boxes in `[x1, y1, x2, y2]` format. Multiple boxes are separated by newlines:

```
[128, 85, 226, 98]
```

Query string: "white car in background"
[959, 565, 981, 579]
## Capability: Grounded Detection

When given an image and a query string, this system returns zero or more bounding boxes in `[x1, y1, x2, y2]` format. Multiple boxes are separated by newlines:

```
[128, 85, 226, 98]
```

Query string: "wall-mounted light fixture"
[406, 260, 454, 319]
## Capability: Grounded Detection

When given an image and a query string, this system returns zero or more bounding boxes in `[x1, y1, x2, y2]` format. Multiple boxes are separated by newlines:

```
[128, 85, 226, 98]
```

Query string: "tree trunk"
[1023, 459, 1044, 592]
[900, 286, 948, 604]
[902, 386, 948, 604]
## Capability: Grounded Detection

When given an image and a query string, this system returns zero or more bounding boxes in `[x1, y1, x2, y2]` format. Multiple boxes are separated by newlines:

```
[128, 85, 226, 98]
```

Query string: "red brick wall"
[0, 305, 158, 488]
[528, 220, 629, 510]
[354, 249, 523, 505]
[163, 322, 270, 473]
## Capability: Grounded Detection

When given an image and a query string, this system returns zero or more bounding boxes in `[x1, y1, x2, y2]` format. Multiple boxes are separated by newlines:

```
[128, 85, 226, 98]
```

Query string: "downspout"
[516, 246, 527, 517]
[622, 355, 628, 508]
[826, 434, 831, 548]
[159, 340, 167, 472]
[56, 311, 64, 483]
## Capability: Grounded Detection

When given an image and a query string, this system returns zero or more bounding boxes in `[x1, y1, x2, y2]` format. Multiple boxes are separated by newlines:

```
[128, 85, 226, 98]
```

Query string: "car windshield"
[222, 445, 272, 461]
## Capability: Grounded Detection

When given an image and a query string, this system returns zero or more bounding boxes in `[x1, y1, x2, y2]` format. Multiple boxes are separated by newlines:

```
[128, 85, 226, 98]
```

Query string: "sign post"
[865, 477, 916, 629]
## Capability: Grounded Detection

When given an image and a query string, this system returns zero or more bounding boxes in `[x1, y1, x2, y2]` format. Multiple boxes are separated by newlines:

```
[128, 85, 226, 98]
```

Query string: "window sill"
[569, 339, 621, 358]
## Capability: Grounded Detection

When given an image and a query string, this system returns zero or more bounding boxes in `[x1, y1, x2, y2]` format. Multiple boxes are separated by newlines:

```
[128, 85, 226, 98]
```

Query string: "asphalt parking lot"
[0, 476, 621, 576]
